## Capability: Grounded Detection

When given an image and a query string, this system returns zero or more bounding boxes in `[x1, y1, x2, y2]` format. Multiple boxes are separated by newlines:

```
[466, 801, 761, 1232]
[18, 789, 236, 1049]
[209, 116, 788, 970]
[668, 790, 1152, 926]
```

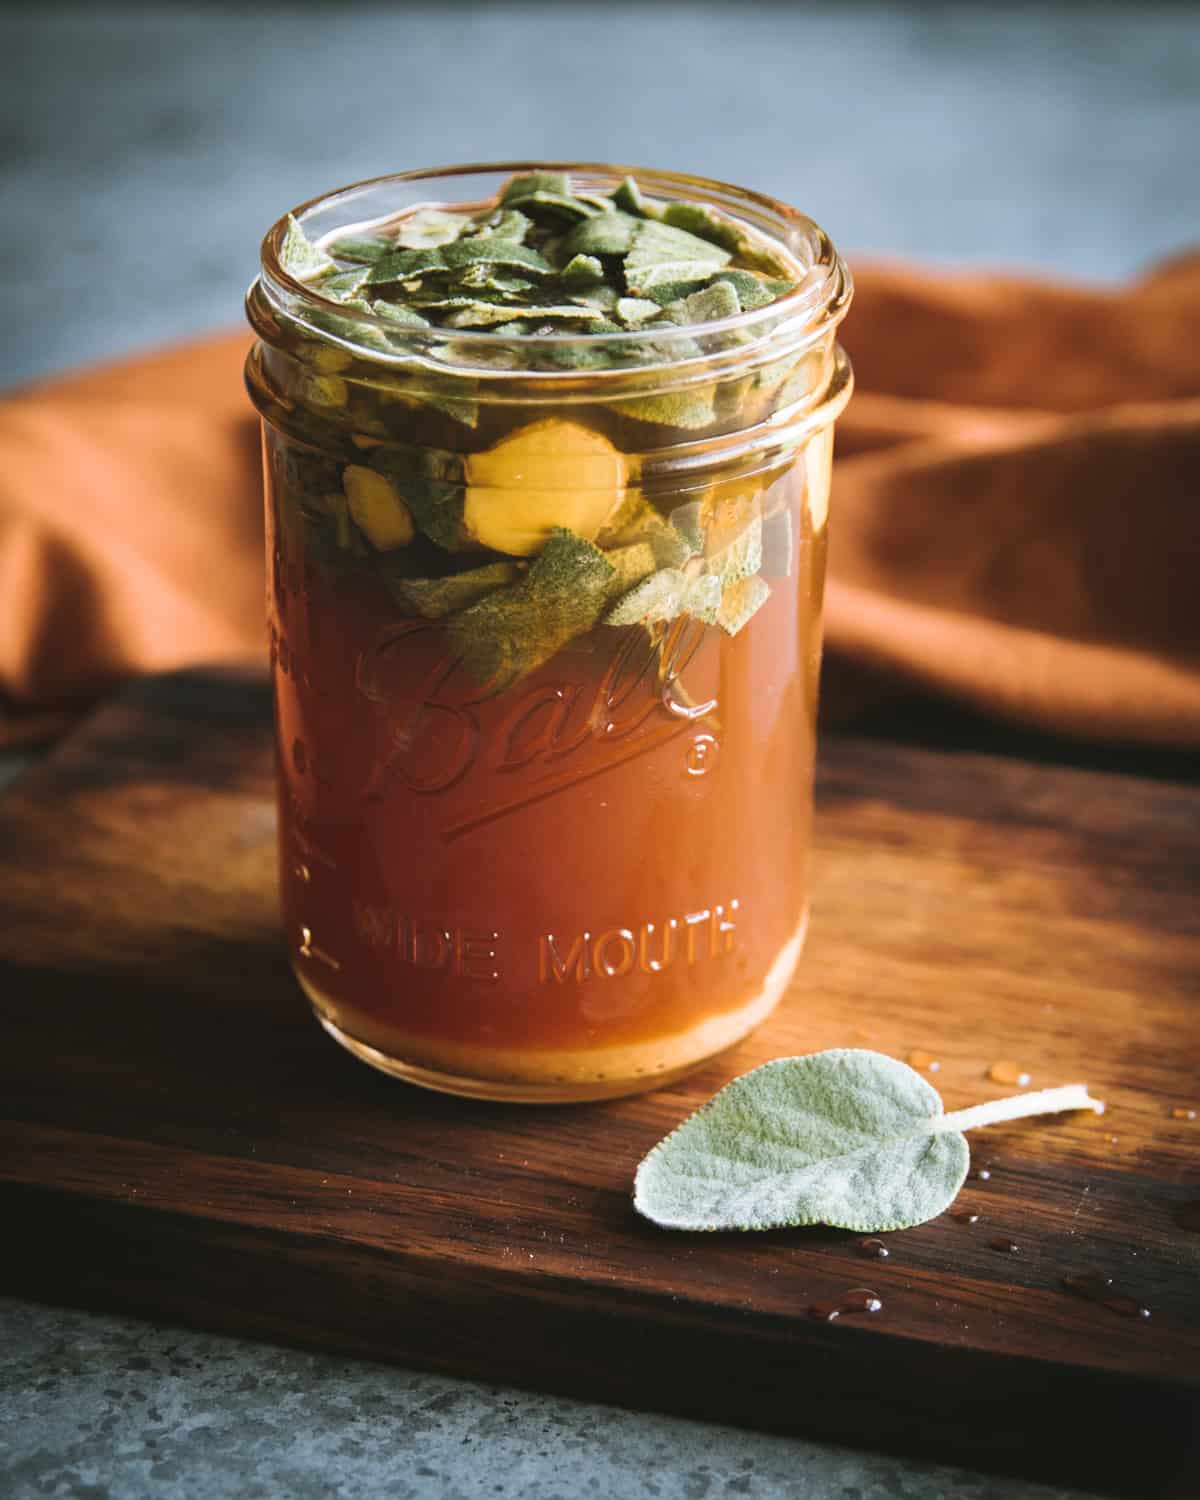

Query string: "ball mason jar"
[245, 163, 852, 1102]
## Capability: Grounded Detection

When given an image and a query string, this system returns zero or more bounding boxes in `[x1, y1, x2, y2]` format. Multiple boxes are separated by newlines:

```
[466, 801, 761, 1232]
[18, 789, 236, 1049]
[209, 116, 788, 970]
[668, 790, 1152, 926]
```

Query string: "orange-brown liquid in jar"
[266, 426, 829, 1101]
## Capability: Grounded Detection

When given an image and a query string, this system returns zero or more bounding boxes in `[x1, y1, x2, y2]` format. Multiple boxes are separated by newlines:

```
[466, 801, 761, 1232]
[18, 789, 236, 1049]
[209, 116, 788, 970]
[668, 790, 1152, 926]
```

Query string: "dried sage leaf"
[280, 214, 337, 281]
[623, 219, 732, 296]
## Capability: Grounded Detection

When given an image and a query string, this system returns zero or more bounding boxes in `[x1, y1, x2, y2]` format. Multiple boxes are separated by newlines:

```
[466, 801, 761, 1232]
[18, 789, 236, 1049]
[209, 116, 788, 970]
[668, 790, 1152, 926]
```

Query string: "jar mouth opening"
[258, 160, 851, 374]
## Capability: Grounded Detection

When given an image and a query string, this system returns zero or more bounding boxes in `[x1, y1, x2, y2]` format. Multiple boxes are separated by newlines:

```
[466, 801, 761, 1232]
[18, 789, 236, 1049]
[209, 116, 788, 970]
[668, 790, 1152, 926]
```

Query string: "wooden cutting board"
[1, 668, 1197, 1495]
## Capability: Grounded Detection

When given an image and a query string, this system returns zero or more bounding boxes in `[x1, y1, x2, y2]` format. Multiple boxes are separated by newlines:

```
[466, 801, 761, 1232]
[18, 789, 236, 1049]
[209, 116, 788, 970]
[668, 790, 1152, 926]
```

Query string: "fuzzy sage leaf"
[634, 1049, 1103, 1233]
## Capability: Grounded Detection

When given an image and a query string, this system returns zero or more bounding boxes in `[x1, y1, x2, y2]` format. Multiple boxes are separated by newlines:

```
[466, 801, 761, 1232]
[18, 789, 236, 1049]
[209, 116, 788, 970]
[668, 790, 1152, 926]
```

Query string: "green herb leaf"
[623, 220, 732, 296]
[609, 175, 655, 218]
[706, 516, 763, 583]
[602, 540, 659, 599]
[561, 254, 606, 289]
[561, 211, 640, 259]
[716, 574, 770, 635]
[370, 300, 430, 328]
[324, 234, 392, 264]
[613, 385, 717, 430]
[467, 208, 532, 244]
[449, 528, 615, 688]
[320, 267, 372, 301]
[367, 247, 449, 285]
[389, 560, 521, 619]
[453, 265, 538, 294]
[713, 268, 795, 312]
[606, 568, 690, 627]
[394, 208, 465, 249]
[442, 238, 554, 276]
[634, 1050, 1103, 1233]
[510, 190, 598, 222]
[663, 280, 741, 326]
[660, 201, 796, 277]
[668, 499, 705, 555]
[499, 170, 570, 204]
[615, 296, 664, 327]
[280, 214, 337, 282]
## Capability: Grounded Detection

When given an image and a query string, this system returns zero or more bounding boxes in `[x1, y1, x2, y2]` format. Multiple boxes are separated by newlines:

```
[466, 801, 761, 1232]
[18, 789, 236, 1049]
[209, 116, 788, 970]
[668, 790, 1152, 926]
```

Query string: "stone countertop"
[3, 3, 1195, 1495]
[2, 1300, 1100, 1500]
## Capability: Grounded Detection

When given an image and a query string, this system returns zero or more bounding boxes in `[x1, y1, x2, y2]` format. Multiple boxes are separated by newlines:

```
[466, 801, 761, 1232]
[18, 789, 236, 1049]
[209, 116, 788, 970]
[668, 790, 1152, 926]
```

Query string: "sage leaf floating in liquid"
[634, 1049, 1103, 1233]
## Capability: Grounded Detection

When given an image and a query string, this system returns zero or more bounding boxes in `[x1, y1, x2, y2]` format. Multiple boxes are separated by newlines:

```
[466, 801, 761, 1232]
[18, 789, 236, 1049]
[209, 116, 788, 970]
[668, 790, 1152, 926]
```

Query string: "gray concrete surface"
[0, 1299, 1099, 1500]
[2, 3, 1191, 1495]
[3, 2, 1199, 389]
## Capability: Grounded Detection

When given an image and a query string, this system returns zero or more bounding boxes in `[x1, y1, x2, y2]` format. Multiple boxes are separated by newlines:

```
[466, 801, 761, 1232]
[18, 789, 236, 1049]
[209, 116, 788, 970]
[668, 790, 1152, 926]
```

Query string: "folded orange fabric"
[1, 255, 1198, 747]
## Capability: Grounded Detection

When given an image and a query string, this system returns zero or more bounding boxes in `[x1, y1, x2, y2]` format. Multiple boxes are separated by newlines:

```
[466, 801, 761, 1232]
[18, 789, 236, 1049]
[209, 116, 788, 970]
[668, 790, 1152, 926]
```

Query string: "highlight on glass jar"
[245, 163, 853, 1103]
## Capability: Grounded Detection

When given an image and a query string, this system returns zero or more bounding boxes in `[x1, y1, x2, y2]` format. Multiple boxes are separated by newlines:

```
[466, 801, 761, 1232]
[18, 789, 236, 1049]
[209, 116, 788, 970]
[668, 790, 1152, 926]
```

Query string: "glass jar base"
[294, 912, 807, 1104]
[311, 1011, 734, 1103]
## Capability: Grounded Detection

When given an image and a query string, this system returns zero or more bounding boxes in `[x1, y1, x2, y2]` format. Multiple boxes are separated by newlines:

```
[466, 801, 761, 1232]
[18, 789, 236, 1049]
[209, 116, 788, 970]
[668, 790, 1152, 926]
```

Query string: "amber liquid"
[266, 435, 828, 1100]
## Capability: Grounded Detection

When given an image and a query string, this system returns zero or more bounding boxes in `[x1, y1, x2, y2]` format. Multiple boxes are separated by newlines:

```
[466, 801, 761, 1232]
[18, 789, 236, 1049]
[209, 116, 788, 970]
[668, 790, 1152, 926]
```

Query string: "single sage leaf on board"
[635, 1050, 972, 1233]
[635, 1049, 1102, 1233]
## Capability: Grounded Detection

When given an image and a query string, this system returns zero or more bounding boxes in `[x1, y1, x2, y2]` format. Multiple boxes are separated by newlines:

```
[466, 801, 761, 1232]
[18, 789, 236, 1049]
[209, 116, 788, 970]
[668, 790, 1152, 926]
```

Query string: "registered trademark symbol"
[685, 733, 719, 776]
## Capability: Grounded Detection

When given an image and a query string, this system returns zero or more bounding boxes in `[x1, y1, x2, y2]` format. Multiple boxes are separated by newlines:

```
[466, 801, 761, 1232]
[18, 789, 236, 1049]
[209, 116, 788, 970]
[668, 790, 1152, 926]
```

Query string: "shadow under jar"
[245, 163, 852, 1102]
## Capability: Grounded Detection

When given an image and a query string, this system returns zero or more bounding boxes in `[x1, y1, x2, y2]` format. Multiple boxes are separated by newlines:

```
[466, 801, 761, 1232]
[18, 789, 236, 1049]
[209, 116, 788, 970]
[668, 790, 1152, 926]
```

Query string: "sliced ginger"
[463, 418, 627, 557]
[343, 465, 415, 550]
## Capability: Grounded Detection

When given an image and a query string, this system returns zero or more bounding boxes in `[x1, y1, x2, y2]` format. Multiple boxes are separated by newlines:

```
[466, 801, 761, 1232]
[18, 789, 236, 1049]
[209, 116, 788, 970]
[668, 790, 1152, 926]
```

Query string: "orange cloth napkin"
[2, 256, 1198, 749]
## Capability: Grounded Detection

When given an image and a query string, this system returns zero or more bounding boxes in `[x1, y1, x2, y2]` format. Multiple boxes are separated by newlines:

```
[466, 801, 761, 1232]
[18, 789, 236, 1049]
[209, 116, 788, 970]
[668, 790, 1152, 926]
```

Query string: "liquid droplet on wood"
[1173, 1200, 1200, 1232]
[988, 1236, 1019, 1253]
[859, 1237, 890, 1259]
[953, 1210, 981, 1224]
[988, 1060, 1031, 1087]
[973, 1168, 992, 1182]
[907, 1049, 940, 1073]
[809, 1288, 884, 1321]
[1170, 1106, 1197, 1121]
[1063, 1271, 1150, 1319]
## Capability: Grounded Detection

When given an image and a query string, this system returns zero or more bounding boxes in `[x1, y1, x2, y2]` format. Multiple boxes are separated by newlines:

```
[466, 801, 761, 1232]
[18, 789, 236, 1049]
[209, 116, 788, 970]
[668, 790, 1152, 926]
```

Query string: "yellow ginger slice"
[343, 465, 414, 550]
[463, 418, 627, 557]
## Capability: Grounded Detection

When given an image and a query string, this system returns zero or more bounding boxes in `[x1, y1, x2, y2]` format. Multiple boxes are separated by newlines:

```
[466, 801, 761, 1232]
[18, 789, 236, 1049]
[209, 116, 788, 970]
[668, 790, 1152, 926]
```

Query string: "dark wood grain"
[1, 667, 1197, 1495]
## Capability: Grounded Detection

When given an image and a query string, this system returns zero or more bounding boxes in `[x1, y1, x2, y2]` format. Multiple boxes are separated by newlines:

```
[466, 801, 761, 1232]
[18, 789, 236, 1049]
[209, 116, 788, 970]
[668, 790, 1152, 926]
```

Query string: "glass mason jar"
[245, 163, 852, 1103]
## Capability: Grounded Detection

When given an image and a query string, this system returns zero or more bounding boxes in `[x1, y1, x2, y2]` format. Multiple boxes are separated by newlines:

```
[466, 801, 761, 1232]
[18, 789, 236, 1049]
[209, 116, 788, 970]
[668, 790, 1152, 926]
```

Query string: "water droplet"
[1170, 1106, 1197, 1121]
[859, 1237, 890, 1260]
[988, 1060, 1031, 1087]
[973, 1168, 992, 1182]
[953, 1210, 981, 1224]
[988, 1236, 1019, 1253]
[907, 1049, 940, 1073]
[1173, 1200, 1200, 1232]
[809, 1288, 883, 1321]
[1063, 1271, 1150, 1319]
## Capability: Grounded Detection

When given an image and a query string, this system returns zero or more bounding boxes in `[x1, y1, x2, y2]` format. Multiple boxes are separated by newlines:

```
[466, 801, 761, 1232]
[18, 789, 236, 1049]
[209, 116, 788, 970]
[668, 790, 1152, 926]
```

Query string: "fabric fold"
[1, 255, 1197, 747]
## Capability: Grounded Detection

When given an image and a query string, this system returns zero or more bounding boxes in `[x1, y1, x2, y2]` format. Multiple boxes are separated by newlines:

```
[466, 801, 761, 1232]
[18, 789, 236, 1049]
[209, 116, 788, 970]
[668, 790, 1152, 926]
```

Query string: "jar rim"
[255, 161, 852, 376]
